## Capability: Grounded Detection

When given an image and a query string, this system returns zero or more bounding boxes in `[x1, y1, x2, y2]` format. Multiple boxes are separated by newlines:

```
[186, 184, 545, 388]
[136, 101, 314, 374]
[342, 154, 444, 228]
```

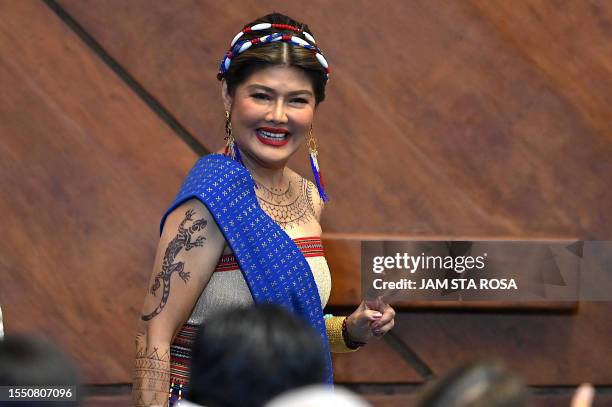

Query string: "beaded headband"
[217, 23, 330, 81]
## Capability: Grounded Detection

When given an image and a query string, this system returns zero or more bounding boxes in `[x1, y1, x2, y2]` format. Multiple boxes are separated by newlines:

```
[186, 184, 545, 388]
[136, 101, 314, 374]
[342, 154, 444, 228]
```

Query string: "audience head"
[416, 360, 527, 407]
[187, 303, 327, 407]
[0, 333, 81, 406]
[265, 385, 371, 407]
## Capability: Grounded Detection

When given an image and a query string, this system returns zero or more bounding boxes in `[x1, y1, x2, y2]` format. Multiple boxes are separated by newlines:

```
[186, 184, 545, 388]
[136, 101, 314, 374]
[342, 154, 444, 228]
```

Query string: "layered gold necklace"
[255, 174, 317, 229]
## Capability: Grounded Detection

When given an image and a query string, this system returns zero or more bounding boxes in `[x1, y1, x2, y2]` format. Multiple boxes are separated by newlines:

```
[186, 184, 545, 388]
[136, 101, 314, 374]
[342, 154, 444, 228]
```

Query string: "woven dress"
[167, 236, 332, 404]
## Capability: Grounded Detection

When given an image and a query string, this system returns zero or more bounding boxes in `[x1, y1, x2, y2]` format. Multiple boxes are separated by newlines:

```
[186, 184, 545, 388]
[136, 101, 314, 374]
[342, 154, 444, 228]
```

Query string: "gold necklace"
[255, 175, 316, 229]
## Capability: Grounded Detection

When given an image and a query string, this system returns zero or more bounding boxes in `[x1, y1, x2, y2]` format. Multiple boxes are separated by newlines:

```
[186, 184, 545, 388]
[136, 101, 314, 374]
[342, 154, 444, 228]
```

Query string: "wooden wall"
[0, 1, 610, 405]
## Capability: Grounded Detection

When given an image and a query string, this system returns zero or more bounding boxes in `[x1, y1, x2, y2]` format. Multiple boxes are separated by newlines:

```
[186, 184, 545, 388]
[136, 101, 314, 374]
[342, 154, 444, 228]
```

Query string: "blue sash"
[160, 154, 333, 384]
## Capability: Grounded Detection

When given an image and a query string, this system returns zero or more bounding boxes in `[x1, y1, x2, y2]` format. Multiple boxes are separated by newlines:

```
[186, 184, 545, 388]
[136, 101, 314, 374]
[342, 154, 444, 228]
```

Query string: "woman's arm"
[133, 199, 226, 407]
[307, 181, 396, 351]
[307, 181, 358, 352]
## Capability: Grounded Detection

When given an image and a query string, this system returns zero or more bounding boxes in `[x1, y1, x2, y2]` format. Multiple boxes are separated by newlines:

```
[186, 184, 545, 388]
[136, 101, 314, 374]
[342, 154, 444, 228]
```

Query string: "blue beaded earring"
[308, 125, 329, 202]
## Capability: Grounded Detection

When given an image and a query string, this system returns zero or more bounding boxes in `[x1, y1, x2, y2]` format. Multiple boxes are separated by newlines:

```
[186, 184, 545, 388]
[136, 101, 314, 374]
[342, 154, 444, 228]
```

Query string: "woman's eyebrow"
[247, 84, 313, 96]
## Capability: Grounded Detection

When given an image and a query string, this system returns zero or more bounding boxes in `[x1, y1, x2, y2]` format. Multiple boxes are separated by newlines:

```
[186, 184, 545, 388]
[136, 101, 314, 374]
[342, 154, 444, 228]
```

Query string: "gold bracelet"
[325, 316, 360, 353]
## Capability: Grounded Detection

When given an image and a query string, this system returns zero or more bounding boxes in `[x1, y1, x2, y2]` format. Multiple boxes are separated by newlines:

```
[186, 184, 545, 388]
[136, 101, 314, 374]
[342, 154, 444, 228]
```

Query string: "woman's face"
[222, 65, 316, 168]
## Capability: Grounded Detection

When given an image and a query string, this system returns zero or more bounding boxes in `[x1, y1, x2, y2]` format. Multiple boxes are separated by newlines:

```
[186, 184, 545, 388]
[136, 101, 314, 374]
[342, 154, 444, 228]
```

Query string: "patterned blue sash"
[160, 154, 333, 384]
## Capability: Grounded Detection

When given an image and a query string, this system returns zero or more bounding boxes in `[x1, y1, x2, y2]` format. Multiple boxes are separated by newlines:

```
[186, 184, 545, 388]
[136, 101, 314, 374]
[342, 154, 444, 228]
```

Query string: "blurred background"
[0, 1, 610, 405]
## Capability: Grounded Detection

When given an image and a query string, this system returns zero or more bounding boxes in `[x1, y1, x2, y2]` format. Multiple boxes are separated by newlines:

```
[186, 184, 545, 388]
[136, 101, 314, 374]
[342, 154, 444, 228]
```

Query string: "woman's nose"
[266, 100, 288, 124]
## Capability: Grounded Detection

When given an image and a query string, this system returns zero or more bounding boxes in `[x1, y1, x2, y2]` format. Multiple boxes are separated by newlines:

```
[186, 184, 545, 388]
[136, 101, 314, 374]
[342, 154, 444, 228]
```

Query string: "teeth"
[257, 129, 287, 139]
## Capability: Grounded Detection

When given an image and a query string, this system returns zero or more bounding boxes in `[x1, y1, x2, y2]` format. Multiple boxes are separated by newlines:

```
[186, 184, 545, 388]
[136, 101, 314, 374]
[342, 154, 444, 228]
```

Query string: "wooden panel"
[81, 388, 612, 407]
[325, 243, 610, 386]
[0, 1, 197, 383]
[360, 392, 420, 407]
[58, 0, 612, 238]
[392, 302, 612, 385]
[83, 394, 132, 407]
[322, 235, 578, 311]
[472, 0, 612, 140]
[324, 237, 362, 306]
[332, 339, 422, 383]
[358, 390, 612, 407]
[530, 391, 612, 407]
[81, 389, 610, 407]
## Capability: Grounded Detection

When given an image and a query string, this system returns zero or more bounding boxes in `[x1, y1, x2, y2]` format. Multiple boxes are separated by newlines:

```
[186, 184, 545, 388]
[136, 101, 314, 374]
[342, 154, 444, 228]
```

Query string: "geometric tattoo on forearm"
[141, 209, 207, 321]
[133, 333, 171, 407]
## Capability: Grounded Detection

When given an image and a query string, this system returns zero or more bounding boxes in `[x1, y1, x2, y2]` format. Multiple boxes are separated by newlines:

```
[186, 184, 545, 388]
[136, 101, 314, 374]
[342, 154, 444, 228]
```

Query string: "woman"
[133, 12, 396, 407]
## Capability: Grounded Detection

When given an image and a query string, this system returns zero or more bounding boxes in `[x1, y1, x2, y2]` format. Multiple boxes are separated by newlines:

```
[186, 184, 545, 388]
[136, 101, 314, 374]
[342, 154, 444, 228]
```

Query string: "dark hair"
[186, 304, 326, 407]
[416, 360, 527, 407]
[0, 334, 81, 406]
[222, 12, 328, 105]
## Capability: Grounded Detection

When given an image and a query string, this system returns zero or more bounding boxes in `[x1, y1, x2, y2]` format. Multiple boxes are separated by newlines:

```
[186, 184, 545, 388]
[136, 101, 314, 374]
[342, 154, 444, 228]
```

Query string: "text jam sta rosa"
[373, 278, 518, 290]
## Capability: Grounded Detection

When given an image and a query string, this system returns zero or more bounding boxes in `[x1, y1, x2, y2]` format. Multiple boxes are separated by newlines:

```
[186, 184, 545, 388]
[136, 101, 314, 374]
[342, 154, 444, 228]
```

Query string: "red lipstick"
[256, 127, 290, 147]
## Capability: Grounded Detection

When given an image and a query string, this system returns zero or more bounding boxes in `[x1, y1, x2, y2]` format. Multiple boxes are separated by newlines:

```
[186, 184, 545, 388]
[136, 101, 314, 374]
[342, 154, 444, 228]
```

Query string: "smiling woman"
[221, 65, 315, 167]
[132, 12, 396, 407]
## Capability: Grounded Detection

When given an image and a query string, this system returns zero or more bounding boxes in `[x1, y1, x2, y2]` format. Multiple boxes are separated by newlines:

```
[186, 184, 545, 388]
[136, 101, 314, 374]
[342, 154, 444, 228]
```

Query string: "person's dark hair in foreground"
[186, 304, 327, 407]
[416, 360, 527, 407]
[0, 334, 81, 406]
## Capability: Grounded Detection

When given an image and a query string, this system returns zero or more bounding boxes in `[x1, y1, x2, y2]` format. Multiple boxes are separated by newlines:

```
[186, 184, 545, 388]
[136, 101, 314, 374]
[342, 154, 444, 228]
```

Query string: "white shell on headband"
[224, 57, 231, 71]
[230, 32, 244, 47]
[303, 31, 316, 44]
[238, 41, 252, 53]
[251, 23, 272, 30]
[315, 53, 329, 69]
[291, 36, 309, 47]
[230, 23, 273, 46]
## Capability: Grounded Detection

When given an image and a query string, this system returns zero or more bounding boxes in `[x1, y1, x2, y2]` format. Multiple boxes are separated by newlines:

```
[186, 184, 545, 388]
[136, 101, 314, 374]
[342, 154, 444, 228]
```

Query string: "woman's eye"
[252, 93, 270, 100]
[291, 98, 308, 104]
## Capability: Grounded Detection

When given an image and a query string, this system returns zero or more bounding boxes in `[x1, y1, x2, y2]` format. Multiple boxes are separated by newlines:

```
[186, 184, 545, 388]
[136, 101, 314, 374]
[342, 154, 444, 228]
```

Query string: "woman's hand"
[345, 297, 396, 344]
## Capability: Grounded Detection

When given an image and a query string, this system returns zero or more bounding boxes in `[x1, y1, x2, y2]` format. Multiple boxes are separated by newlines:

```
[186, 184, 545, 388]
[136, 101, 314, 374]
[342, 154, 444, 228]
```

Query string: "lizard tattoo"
[142, 209, 207, 321]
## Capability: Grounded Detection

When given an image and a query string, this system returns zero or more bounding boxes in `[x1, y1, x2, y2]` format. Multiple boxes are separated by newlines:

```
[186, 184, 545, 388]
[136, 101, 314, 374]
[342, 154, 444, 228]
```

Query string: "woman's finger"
[371, 307, 395, 329]
[365, 296, 387, 312]
[357, 310, 382, 325]
[372, 319, 395, 335]
[348, 309, 382, 334]
[384, 305, 396, 318]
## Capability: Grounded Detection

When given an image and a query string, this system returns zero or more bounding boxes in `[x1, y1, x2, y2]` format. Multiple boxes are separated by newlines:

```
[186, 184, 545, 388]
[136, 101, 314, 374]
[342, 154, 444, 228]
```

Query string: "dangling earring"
[307, 125, 329, 202]
[224, 110, 244, 164]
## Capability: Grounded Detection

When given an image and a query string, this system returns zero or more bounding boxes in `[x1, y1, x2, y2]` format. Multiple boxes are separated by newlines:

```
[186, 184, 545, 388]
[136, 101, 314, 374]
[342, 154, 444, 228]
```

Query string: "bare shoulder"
[286, 168, 324, 222]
